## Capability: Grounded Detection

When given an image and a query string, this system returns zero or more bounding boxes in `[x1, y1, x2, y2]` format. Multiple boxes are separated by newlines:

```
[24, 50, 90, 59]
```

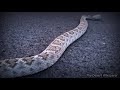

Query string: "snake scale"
[0, 14, 101, 78]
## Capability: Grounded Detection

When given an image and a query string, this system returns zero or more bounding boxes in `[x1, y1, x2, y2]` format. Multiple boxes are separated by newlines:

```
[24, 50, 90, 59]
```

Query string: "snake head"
[92, 14, 102, 20]
[85, 14, 102, 21]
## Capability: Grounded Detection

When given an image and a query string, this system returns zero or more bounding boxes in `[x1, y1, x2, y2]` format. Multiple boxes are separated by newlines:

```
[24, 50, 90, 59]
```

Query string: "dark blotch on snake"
[30, 68, 34, 71]
[4, 59, 18, 68]
[22, 57, 34, 65]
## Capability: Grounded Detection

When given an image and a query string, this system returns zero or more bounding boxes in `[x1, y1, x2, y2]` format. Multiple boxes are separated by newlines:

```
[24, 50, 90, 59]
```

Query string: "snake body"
[0, 15, 101, 78]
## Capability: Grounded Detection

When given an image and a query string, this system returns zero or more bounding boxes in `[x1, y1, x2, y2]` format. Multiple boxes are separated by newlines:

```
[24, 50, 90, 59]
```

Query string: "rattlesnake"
[0, 14, 101, 78]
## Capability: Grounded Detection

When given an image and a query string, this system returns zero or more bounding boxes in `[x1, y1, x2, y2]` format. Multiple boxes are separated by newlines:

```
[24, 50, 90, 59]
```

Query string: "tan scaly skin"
[0, 15, 101, 78]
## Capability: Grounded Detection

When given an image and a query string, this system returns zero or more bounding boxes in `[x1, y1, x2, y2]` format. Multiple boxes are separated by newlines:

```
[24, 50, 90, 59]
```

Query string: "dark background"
[0, 12, 120, 78]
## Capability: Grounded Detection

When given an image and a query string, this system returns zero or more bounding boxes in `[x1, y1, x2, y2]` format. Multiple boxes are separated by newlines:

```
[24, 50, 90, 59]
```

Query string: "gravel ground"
[0, 12, 120, 78]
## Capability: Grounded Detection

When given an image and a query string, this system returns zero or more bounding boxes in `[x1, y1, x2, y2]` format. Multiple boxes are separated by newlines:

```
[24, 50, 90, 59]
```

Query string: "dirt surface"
[0, 12, 120, 78]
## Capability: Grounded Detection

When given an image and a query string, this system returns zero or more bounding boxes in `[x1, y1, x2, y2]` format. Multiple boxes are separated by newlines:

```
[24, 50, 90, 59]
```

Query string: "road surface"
[0, 12, 120, 78]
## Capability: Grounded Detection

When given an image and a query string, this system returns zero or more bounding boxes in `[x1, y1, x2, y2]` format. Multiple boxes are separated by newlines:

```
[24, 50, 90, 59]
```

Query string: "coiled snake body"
[0, 15, 101, 78]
